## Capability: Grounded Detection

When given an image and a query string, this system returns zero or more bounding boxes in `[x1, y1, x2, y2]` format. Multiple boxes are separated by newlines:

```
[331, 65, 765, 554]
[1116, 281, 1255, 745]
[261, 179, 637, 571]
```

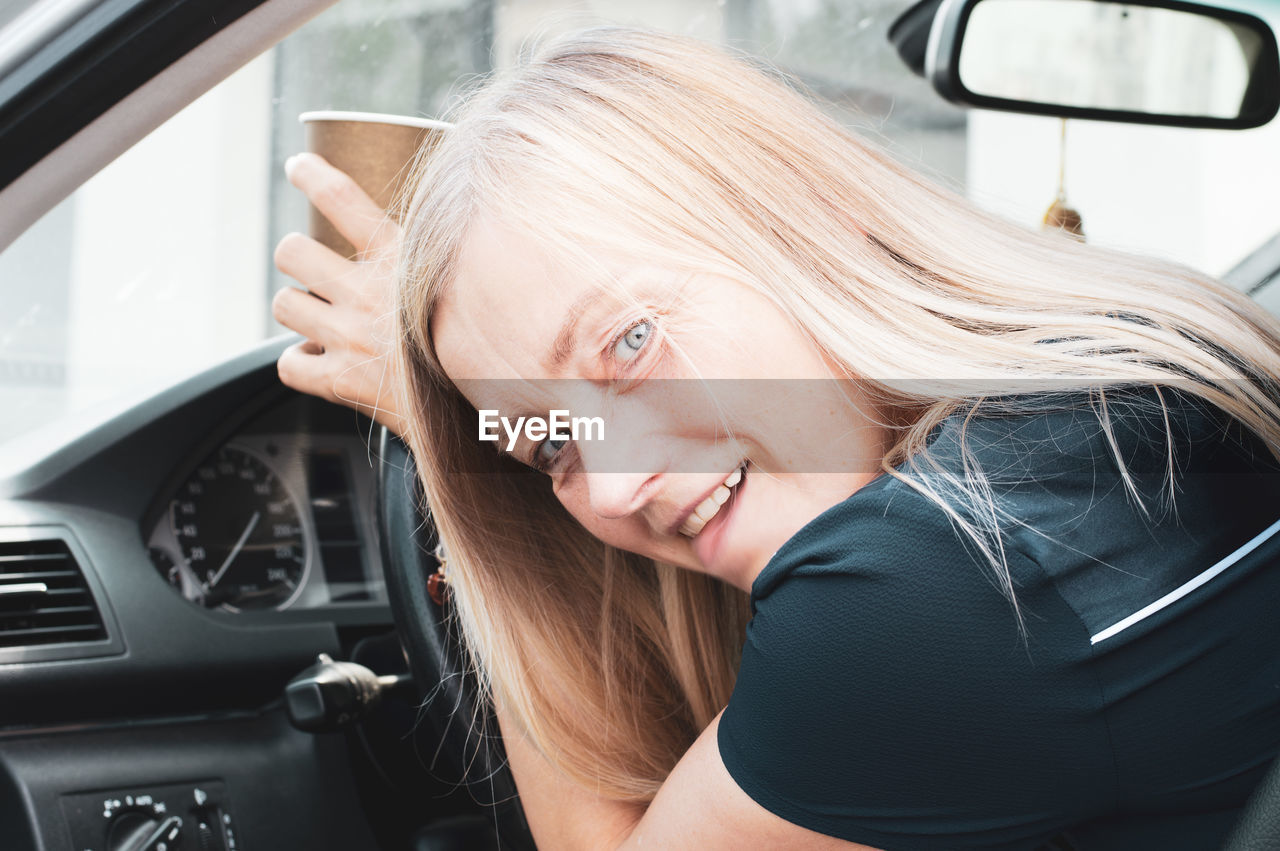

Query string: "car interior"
[1, 0, 1279, 849]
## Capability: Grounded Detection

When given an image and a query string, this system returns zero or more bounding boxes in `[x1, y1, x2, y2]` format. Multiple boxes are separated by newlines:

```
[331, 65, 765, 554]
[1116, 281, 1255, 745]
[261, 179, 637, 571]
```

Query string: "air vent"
[0, 539, 107, 647]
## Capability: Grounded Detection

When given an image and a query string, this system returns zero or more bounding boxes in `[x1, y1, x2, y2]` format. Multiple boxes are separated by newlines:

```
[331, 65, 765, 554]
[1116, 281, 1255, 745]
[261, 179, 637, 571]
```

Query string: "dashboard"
[0, 338, 405, 851]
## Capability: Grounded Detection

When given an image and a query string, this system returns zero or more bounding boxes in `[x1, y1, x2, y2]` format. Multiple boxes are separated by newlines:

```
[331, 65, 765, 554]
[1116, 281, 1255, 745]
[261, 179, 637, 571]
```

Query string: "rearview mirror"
[927, 0, 1280, 129]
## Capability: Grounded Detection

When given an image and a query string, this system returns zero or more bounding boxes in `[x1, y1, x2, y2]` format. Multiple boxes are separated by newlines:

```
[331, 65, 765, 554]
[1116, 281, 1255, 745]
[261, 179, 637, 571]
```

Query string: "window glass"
[1, 0, 1276, 447]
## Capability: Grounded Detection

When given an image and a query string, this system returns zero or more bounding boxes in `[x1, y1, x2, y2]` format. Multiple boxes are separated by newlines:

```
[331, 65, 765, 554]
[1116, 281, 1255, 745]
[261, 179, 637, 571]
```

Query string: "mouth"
[678, 464, 746, 538]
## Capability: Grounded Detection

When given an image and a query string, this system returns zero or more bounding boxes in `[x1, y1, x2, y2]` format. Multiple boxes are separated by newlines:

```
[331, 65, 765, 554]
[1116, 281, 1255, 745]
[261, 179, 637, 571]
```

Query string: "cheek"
[551, 476, 614, 543]
[550, 475, 588, 524]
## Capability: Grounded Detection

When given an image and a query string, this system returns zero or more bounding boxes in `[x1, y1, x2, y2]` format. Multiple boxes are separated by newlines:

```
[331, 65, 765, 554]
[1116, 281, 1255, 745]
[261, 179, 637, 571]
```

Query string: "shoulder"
[722, 480, 1107, 848]
[718, 388, 1189, 847]
[718, 385, 1280, 847]
[749, 383, 1255, 604]
[746, 387, 1110, 605]
[748, 467, 964, 605]
[915, 384, 1236, 492]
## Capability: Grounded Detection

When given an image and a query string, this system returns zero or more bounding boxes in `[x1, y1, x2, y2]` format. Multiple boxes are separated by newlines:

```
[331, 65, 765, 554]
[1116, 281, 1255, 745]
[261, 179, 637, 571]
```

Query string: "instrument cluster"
[144, 396, 386, 612]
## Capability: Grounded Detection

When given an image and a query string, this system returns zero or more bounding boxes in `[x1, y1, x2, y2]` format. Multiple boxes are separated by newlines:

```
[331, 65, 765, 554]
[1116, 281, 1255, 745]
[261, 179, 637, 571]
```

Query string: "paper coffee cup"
[299, 111, 451, 258]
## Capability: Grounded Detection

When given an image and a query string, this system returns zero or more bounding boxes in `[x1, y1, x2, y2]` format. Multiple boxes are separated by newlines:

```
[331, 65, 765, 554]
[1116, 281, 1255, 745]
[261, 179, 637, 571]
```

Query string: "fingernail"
[284, 154, 299, 177]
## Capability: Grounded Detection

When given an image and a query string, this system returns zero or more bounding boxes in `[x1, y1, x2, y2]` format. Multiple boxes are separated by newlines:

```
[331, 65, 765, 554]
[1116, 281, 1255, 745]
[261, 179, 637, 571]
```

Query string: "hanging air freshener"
[1043, 119, 1085, 240]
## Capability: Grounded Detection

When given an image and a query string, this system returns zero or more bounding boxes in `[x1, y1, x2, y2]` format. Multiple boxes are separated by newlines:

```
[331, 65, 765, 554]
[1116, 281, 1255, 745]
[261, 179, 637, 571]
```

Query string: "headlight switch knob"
[106, 812, 183, 851]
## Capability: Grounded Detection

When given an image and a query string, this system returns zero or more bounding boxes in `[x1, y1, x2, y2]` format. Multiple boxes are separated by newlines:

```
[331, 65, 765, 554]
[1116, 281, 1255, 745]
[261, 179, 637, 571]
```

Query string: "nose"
[582, 471, 661, 520]
[566, 387, 673, 521]
[572, 402, 668, 520]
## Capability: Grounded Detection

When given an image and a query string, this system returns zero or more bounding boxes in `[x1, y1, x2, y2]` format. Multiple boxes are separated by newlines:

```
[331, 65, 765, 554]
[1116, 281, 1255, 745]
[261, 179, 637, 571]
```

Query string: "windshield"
[1, 0, 1278, 446]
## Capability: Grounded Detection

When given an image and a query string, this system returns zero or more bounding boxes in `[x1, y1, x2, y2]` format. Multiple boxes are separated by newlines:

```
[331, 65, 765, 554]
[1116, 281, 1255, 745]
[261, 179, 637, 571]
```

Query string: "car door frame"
[0, 0, 334, 253]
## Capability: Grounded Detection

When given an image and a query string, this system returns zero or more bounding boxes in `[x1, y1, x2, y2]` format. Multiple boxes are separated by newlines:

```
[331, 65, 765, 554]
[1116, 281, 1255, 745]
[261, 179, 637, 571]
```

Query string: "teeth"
[680, 466, 745, 538]
[681, 514, 708, 538]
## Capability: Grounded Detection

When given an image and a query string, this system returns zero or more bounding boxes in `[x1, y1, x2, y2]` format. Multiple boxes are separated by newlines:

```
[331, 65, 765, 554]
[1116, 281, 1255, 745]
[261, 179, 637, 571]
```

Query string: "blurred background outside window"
[1, 0, 1277, 444]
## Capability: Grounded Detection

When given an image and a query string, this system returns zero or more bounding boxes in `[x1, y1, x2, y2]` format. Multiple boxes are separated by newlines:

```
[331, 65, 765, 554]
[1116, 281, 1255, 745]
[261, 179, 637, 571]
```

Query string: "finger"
[277, 341, 404, 433]
[277, 341, 340, 404]
[330, 352, 404, 433]
[272, 286, 349, 348]
[284, 152, 401, 256]
[274, 232, 355, 302]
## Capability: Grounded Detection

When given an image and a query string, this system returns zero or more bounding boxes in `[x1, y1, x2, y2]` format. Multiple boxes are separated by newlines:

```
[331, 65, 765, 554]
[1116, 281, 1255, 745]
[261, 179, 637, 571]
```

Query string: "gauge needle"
[205, 511, 260, 589]
[174, 557, 205, 597]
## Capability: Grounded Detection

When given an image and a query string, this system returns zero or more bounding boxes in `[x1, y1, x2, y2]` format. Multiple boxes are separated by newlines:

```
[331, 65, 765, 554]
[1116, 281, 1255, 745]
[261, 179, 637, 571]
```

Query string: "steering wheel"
[376, 428, 537, 850]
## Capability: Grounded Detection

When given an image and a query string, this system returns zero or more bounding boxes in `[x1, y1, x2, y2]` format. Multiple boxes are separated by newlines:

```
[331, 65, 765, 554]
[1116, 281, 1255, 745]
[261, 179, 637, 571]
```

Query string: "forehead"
[432, 216, 591, 382]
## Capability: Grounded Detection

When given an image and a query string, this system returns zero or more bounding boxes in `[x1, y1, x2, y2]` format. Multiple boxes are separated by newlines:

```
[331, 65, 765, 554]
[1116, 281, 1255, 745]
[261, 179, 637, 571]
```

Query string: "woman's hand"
[272, 152, 405, 434]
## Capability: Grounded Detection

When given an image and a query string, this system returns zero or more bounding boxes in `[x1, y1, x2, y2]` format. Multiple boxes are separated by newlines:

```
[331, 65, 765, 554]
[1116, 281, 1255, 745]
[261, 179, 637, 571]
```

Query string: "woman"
[272, 27, 1280, 850]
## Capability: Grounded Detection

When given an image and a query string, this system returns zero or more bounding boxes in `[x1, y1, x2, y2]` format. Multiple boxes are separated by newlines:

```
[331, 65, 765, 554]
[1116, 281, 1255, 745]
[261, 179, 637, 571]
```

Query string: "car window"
[0, 0, 1277, 446]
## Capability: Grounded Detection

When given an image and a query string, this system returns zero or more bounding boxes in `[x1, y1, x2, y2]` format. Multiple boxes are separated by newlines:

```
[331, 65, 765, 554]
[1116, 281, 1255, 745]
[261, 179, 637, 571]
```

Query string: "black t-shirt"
[717, 386, 1280, 850]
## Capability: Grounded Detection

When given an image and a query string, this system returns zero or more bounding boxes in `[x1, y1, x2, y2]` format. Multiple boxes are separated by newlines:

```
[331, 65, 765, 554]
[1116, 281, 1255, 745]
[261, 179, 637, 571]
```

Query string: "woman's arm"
[495, 701, 877, 851]
[494, 697, 643, 849]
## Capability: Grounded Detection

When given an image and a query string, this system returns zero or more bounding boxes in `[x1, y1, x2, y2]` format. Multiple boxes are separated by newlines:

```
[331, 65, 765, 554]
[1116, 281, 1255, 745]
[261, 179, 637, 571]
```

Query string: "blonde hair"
[393, 26, 1280, 801]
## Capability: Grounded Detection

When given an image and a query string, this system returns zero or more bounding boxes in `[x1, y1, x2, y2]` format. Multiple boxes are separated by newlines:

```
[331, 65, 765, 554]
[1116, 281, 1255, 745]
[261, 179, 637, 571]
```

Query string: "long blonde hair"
[393, 26, 1280, 801]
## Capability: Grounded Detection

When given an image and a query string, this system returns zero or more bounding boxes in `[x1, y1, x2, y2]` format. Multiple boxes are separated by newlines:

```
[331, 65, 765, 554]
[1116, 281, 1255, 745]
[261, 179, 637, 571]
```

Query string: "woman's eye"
[535, 435, 569, 468]
[613, 319, 652, 363]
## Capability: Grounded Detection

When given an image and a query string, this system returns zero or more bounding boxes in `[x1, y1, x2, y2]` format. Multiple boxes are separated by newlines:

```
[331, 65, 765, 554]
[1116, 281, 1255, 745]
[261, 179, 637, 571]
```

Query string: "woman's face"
[433, 218, 891, 592]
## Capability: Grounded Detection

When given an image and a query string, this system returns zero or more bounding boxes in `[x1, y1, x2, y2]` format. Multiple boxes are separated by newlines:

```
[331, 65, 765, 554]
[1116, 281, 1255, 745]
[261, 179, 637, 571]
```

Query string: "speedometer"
[165, 445, 309, 610]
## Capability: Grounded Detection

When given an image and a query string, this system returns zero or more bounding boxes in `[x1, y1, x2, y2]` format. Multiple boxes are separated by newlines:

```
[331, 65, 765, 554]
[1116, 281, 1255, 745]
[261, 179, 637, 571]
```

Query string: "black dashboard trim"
[0, 524, 125, 666]
[0, 708, 382, 851]
[0, 335, 392, 729]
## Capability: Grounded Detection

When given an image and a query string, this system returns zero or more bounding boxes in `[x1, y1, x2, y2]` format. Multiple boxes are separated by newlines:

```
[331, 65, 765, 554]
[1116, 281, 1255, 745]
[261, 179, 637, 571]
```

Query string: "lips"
[679, 465, 744, 538]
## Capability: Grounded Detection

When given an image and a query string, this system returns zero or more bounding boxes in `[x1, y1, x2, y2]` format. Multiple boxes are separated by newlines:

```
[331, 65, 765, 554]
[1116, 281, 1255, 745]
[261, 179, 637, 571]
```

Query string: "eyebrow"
[543, 289, 608, 372]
